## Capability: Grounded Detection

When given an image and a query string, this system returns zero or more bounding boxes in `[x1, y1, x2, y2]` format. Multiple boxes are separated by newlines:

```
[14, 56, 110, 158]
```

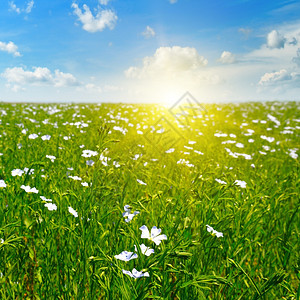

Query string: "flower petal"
[153, 234, 167, 245]
[150, 226, 161, 238]
[140, 225, 150, 239]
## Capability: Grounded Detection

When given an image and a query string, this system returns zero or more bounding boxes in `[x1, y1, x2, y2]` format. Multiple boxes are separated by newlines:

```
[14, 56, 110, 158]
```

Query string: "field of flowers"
[0, 100, 299, 299]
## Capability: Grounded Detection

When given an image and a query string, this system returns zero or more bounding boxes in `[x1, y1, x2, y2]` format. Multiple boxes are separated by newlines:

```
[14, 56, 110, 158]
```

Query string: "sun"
[161, 91, 179, 108]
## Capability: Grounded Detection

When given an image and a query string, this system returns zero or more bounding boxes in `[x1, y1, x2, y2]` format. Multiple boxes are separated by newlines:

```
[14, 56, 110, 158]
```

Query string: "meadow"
[0, 99, 299, 299]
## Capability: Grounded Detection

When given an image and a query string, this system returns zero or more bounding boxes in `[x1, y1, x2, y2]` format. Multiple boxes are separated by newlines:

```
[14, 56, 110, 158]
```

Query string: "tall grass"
[0, 101, 299, 299]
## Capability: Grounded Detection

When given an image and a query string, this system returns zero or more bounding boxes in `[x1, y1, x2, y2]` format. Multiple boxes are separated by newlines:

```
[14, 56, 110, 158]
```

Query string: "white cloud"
[0, 41, 21, 57]
[259, 69, 292, 85]
[99, 0, 111, 5]
[257, 69, 300, 96]
[54, 70, 79, 87]
[125, 46, 208, 79]
[25, 0, 34, 14]
[72, 3, 117, 33]
[142, 26, 155, 38]
[169, 0, 177, 3]
[123, 46, 224, 103]
[78, 83, 102, 93]
[218, 51, 236, 64]
[267, 30, 286, 49]
[9, 1, 34, 14]
[2, 67, 80, 88]
[9, 1, 20, 13]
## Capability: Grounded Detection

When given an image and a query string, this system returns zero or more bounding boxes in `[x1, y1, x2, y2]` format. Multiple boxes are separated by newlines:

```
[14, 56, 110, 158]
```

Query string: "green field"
[0, 101, 299, 299]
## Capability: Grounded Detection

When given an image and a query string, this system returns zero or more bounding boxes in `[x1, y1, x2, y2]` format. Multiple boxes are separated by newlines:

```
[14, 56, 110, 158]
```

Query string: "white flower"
[214, 133, 227, 137]
[81, 150, 98, 158]
[28, 133, 38, 139]
[113, 161, 120, 168]
[194, 150, 204, 155]
[86, 160, 94, 166]
[46, 155, 56, 162]
[236, 143, 244, 148]
[260, 135, 275, 143]
[41, 135, 51, 141]
[68, 175, 82, 181]
[68, 206, 78, 217]
[288, 149, 298, 159]
[113, 126, 127, 135]
[259, 151, 267, 155]
[134, 244, 154, 256]
[40, 196, 52, 202]
[81, 182, 89, 187]
[45, 203, 57, 211]
[139, 225, 167, 245]
[215, 178, 227, 185]
[122, 205, 139, 222]
[21, 185, 39, 193]
[137, 179, 147, 185]
[11, 169, 24, 176]
[234, 180, 247, 188]
[206, 225, 223, 238]
[122, 268, 149, 279]
[0, 238, 4, 244]
[0, 180, 6, 188]
[165, 148, 175, 153]
[114, 251, 138, 261]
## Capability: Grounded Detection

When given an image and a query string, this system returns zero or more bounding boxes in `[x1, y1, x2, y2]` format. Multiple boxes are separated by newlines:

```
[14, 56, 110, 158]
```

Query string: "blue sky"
[1, 0, 300, 103]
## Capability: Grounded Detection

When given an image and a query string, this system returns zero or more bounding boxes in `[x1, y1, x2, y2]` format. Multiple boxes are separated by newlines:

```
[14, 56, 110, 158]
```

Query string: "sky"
[0, 0, 300, 104]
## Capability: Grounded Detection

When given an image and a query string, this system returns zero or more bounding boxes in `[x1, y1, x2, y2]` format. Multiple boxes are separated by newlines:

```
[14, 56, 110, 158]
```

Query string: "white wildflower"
[140, 225, 167, 245]
[0, 180, 6, 188]
[206, 225, 223, 238]
[45, 203, 57, 211]
[21, 185, 39, 193]
[115, 251, 138, 261]
[122, 268, 149, 279]
[68, 206, 78, 217]
[215, 178, 227, 185]
[234, 180, 247, 188]
[137, 179, 147, 185]
[134, 244, 154, 256]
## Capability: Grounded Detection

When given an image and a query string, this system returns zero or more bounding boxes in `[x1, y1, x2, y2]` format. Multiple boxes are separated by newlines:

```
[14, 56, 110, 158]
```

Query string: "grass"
[0, 101, 299, 299]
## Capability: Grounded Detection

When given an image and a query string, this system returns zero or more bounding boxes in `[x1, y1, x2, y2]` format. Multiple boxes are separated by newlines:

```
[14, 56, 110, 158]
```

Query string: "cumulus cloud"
[125, 46, 208, 79]
[9, 1, 34, 14]
[122, 46, 224, 103]
[2, 67, 80, 88]
[72, 3, 117, 33]
[0, 41, 21, 57]
[267, 30, 286, 49]
[259, 69, 300, 85]
[218, 51, 236, 64]
[142, 26, 155, 38]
